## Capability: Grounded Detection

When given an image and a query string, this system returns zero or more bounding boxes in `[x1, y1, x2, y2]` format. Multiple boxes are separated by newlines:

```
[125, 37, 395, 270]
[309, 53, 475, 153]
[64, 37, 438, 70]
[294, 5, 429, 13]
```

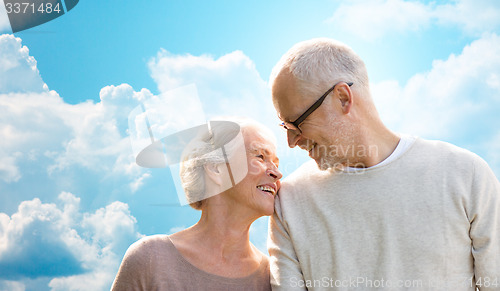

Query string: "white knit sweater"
[269, 138, 500, 290]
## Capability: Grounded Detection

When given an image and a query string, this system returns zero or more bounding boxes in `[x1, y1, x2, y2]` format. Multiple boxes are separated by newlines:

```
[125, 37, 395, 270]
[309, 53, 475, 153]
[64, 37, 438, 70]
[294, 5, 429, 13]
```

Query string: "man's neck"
[352, 127, 400, 168]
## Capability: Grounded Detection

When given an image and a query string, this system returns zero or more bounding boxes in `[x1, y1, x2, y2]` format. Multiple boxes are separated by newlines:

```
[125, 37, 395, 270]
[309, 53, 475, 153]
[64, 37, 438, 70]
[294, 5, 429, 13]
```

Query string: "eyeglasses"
[280, 81, 353, 134]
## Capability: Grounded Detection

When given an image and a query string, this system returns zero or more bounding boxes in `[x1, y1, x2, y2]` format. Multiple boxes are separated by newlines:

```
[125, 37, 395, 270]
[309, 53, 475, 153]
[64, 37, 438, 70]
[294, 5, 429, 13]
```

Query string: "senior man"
[268, 38, 500, 290]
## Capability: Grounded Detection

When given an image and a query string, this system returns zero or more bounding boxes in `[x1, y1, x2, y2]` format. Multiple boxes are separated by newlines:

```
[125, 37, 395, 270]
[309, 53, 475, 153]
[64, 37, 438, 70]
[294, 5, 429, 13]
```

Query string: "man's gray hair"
[179, 117, 275, 210]
[269, 38, 370, 98]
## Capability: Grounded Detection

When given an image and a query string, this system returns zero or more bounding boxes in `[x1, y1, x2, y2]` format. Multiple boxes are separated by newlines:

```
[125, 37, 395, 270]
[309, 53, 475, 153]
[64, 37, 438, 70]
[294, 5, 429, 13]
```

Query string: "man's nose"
[287, 129, 300, 148]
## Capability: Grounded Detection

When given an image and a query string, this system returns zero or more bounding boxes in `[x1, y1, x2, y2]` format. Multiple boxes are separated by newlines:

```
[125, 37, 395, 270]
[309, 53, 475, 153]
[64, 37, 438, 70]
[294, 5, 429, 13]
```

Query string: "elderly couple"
[112, 38, 500, 290]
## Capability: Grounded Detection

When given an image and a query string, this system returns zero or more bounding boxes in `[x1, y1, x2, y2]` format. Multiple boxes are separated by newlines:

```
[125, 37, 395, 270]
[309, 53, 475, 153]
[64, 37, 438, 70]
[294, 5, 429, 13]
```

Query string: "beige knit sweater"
[112, 235, 271, 291]
[269, 138, 500, 290]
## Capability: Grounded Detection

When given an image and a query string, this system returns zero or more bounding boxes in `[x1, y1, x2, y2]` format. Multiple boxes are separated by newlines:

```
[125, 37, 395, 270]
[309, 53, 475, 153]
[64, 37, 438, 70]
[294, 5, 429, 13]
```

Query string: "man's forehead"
[272, 69, 297, 99]
[272, 71, 309, 122]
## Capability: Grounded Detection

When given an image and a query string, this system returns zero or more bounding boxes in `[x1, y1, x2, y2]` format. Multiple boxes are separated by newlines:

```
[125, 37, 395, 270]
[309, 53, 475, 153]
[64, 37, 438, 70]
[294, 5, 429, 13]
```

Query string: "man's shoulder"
[413, 138, 482, 163]
[277, 159, 332, 202]
[283, 159, 323, 184]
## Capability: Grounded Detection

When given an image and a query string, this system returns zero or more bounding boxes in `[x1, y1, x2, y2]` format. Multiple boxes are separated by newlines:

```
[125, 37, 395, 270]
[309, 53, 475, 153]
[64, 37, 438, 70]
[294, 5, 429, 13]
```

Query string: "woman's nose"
[267, 164, 283, 180]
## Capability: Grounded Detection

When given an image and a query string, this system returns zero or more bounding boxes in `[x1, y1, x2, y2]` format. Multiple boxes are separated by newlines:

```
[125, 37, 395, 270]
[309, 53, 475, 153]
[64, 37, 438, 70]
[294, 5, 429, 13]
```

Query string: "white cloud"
[0, 35, 149, 288]
[0, 153, 21, 183]
[149, 50, 278, 122]
[0, 280, 25, 291]
[148, 49, 292, 167]
[0, 35, 158, 187]
[328, 0, 432, 41]
[435, 0, 500, 34]
[0, 88, 145, 184]
[328, 0, 500, 40]
[49, 198, 142, 291]
[0, 35, 213, 289]
[372, 33, 500, 170]
[0, 73, 150, 188]
[0, 40, 295, 191]
[47, 84, 153, 177]
[0, 35, 46, 93]
[129, 172, 151, 193]
[0, 192, 141, 290]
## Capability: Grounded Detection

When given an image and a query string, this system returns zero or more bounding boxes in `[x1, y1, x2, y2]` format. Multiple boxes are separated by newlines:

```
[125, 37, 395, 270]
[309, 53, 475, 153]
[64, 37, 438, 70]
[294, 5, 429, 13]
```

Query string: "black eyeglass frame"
[280, 81, 353, 133]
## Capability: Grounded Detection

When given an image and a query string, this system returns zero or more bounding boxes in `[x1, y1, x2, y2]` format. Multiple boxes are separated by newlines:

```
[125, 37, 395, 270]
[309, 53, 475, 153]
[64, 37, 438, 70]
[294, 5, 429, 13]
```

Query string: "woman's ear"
[204, 163, 223, 186]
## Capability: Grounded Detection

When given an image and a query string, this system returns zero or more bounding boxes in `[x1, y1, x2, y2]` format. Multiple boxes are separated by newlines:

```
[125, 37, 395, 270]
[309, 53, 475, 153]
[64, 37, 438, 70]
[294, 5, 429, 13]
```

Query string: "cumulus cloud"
[49, 198, 143, 291]
[148, 49, 295, 171]
[0, 34, 153, 289]
[0, 87, 149, 188]
[372, 33, 500, 170]
[149, 50, 278, 123]
[0, 35, 46, 93]
[328, 0, 500, 40]
[435, 0, 500, 34]
[48, 84, 153, 178]
[0, 34, 152, 188]
[328, 0, 432, 41]
[0, 153, 21, 183]
[0, 197, 85, 280]
[0, 280, 25, 291]
[0, 192, 141, 290]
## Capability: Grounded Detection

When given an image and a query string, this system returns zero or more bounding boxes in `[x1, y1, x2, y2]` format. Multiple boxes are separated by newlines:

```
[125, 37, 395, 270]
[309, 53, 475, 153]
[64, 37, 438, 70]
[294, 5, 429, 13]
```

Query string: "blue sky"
[1, 0, 500, 290]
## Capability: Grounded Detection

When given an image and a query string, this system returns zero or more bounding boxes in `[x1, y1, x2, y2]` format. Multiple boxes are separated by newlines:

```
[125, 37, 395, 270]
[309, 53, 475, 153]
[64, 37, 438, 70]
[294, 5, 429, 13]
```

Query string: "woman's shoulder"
[124, 235, 173, 261]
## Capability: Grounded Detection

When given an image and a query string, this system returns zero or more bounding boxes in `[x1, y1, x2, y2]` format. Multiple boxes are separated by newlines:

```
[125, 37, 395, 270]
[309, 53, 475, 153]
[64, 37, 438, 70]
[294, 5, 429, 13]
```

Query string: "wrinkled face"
[272, 70, 355, 170]
[229, 126, 282, 216]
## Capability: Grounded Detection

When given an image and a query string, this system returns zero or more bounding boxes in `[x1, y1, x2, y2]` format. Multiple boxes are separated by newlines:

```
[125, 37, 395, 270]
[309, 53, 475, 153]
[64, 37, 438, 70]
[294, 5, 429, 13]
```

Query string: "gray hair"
[269, 38, 370, 98]
[179, 117, 275, 210]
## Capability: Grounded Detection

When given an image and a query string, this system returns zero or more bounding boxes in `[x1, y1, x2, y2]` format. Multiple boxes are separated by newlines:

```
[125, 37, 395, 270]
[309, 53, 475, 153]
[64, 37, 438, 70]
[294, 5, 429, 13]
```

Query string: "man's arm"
[268, 194, 307, 291]
[469, 157, 500, 291]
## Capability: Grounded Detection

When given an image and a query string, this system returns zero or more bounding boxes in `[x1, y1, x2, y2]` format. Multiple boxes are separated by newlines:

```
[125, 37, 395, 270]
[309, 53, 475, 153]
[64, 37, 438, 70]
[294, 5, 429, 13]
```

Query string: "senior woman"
[111, 118, 282, 290]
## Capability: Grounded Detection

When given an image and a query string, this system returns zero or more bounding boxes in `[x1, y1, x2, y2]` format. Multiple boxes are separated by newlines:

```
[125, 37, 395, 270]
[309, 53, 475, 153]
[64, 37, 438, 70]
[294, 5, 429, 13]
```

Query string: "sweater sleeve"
[469, 156, 500, 291]
[268, 194, 306, 291]
[111, 239, 150, 291]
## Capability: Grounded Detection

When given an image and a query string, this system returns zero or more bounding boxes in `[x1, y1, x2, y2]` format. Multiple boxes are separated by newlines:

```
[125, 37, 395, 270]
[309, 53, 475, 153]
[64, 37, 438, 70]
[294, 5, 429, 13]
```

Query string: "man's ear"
[337, 83, 353, 114]
[204, 163, 223, 186]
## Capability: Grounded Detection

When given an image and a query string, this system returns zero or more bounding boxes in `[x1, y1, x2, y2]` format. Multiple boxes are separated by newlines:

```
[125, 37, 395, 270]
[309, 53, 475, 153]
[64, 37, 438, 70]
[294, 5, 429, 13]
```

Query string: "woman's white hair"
[179, 117, 275, 210]
[269, 38, 370, 98]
